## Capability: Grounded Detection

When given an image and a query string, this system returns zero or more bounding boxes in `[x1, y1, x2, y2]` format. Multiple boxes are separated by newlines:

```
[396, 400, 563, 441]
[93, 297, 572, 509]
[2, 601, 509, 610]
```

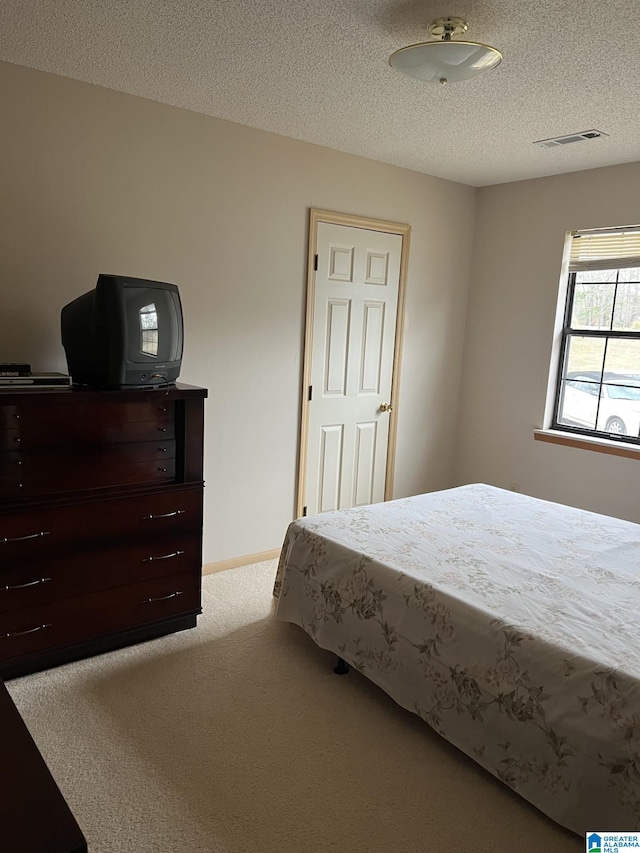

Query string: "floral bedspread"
[274, 484, 640, 835]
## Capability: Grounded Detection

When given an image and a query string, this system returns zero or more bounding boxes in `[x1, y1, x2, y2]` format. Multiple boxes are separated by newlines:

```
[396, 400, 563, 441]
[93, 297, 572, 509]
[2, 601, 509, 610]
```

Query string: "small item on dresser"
[0, 363, 31, 376]
[0, 372, 71, 386]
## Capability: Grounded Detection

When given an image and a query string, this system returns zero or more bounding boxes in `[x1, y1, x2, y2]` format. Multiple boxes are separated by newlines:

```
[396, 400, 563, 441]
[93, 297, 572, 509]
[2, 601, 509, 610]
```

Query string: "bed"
[273, 483, 640, 835]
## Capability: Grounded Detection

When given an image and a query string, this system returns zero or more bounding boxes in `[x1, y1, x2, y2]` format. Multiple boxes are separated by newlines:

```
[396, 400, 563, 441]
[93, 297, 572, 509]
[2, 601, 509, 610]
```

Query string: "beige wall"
[0, 61, 477, 563]
[457, 162, 640, 523]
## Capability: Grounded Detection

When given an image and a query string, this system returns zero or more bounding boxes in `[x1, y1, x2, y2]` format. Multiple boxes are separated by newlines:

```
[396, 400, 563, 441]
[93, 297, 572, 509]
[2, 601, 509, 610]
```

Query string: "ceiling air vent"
[533, 129, 609, 149]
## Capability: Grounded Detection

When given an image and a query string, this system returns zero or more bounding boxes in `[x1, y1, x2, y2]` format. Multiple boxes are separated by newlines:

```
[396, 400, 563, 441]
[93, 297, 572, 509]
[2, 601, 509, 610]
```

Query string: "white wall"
[457, 162, 640, 523]
[0, 61, 477, 563]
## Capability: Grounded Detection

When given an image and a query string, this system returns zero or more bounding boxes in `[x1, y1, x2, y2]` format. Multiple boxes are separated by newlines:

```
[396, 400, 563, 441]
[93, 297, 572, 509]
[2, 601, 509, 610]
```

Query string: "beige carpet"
[7, 560, 582, 853]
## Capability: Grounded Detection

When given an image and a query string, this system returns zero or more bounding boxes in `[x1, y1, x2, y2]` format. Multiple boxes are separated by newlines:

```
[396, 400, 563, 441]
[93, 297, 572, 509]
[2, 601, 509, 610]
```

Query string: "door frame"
[296, 208, 411, 518]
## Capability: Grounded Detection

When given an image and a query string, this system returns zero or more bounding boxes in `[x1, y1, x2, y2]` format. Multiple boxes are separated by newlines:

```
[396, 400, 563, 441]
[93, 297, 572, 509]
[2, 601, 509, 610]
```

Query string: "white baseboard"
[202, 548, 281, 575]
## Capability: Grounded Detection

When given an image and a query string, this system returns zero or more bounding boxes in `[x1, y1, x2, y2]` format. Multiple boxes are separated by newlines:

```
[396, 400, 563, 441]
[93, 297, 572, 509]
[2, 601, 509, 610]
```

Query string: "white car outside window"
[561, 373, 640, 437]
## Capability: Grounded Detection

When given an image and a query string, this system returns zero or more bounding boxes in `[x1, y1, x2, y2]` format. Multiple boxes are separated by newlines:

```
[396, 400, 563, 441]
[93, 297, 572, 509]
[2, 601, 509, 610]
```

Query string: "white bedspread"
[274, 484, 640, 834]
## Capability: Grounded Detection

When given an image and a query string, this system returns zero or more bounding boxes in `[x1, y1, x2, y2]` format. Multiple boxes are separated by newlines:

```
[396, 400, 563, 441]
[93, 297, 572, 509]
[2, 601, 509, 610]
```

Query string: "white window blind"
[569, 226, 640, 272]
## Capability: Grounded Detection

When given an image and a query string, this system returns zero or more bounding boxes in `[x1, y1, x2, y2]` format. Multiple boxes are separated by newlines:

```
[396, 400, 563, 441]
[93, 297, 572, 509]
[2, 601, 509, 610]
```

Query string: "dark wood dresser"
[1, 677, 87, 852]
[0, 383, 207, 679]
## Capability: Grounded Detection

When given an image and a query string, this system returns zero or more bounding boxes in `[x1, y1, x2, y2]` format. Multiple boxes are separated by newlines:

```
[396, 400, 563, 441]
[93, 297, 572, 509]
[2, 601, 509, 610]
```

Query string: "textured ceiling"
[1, 0, 639, 186]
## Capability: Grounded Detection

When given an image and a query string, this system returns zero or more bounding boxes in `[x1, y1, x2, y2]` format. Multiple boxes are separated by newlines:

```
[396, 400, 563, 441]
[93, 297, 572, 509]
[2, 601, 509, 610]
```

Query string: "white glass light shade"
[389, 40, 502, 83]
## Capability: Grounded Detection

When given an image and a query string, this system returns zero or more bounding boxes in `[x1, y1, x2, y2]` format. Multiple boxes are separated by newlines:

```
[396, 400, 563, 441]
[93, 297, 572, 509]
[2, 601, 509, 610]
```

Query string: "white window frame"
[551, 226, 640, 447]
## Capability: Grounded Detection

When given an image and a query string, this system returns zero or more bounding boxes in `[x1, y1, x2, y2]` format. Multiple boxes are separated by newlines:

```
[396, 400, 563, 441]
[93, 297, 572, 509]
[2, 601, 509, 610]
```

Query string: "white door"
[301, 217, 406, 516]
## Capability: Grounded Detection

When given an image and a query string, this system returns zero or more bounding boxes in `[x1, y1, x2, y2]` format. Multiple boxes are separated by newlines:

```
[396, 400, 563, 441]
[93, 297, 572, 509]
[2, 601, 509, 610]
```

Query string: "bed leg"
[333, 656, 349, 675]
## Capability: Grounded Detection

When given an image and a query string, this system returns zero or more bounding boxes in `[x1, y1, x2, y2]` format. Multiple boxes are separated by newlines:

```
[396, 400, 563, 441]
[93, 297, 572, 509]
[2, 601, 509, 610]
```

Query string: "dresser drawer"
[27, 455, 176, 495]
[6, 400, 175, 449]
[0, 487, 203, 564]
[0, 404, 20, 428]
[1, 442, 178, 498]
[0, 471, 23, 499]
[15, 418, 175, 449]
[0, 530, 202, 614]
[0, 571, 200, 666]
[0, 451, 23, 475]
[0, 429, 21, 452]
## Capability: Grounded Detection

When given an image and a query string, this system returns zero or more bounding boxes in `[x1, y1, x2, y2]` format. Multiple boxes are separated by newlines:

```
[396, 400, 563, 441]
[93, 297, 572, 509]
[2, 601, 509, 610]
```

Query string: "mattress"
[274, 483, 640, 834]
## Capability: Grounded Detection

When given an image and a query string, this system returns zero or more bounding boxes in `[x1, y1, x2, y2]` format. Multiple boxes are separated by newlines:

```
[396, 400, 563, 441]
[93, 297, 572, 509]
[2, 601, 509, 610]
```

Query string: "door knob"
[379, 402, 393, 412]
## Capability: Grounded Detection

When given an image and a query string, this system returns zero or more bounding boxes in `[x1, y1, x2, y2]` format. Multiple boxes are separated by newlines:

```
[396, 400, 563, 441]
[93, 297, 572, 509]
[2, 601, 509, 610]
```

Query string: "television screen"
[61, 274, 184, 389]
[122, 284, 182, 364]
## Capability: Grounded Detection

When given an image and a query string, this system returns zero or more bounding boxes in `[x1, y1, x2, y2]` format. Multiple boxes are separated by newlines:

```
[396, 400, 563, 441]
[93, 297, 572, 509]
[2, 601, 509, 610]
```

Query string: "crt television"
[61, 274, 184, 389]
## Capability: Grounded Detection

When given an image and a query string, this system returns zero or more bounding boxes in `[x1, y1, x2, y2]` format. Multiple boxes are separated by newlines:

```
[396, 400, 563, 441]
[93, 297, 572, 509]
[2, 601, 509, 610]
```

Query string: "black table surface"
[0, 678, 87, 852]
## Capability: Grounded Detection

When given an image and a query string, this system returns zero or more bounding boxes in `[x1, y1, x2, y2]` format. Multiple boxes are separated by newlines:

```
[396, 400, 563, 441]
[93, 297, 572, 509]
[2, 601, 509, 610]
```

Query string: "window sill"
[534, 429, 640, 460]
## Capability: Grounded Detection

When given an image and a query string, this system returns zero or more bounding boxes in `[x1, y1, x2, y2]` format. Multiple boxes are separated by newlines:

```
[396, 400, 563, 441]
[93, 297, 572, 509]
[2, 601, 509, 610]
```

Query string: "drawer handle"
[143, 510, 185, 520]
[157, 427, 168, 432]
[143, 591, 183, 603]
[158, 447, 168, 452]
[143, 550, 184, 562]
[157, 467, 168, 473]
[2, 623, 52, 639]
[3, 577, 52, 591]
[1, 531, 51, 543]
[13, 413, 20, 420]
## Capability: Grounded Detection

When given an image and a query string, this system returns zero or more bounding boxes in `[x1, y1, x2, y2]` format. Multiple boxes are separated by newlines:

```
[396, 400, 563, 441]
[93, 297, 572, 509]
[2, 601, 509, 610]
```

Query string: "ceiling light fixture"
[389, 16, 502, 85]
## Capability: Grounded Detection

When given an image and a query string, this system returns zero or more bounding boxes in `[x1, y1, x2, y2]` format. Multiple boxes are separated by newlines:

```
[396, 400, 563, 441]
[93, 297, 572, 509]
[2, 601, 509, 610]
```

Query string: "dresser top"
[0, 382, 208, 405]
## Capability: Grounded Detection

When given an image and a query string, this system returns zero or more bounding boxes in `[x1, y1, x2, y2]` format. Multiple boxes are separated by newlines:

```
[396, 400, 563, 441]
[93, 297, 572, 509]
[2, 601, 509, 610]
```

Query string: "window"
[553, 227, 640, 444]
